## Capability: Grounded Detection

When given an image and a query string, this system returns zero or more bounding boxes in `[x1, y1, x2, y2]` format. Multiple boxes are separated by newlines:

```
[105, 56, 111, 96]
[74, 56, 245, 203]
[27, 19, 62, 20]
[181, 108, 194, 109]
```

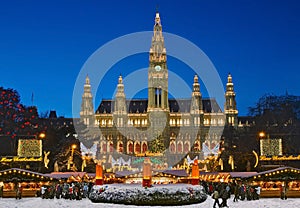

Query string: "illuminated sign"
[132, 157, 163, 164]
[0, 157, 43, 162]
[17, 139, 42, 157]
[260, 155, 300, 161]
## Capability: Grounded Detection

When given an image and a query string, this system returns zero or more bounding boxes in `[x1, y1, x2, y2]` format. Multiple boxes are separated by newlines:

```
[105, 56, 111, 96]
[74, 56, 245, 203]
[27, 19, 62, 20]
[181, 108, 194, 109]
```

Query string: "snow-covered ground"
[0, 196, 300, 208]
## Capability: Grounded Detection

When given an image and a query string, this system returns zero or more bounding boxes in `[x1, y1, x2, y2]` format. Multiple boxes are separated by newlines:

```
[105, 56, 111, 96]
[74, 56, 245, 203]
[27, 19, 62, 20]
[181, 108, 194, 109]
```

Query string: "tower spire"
[147, 11, 170, 154]
[148, 11, 168, 110]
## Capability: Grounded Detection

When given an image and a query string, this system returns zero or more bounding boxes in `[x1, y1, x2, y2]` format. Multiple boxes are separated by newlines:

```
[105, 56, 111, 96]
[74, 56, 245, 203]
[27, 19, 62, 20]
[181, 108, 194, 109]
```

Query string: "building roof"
[96, 98, 222, 114]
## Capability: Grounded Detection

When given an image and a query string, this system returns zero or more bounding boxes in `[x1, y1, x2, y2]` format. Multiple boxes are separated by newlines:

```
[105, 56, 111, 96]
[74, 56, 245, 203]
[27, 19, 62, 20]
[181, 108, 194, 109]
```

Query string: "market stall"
[244, 166, 300, 198]
[0, 168, 54, 198]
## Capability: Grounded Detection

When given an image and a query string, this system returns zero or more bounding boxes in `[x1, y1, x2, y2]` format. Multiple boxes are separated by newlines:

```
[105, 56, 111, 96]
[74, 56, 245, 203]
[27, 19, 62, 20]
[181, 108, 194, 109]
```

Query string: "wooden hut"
[243, 166, 300, 198]
[0, 168, 54, 198]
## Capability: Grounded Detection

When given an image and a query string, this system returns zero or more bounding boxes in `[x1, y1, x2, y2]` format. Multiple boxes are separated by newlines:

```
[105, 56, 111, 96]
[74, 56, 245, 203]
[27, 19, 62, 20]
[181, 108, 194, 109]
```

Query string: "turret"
[114, 75, 127, 114]
[80, 75, 95, 126]
[113, 75, 127, 127]
[190, 75, 204, 126]
[224, 73, 238, 127]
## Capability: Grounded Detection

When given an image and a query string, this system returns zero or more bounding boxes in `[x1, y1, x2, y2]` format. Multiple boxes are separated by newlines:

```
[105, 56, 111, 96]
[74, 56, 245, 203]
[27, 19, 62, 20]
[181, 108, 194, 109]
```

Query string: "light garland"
[260, 138, 282, 156]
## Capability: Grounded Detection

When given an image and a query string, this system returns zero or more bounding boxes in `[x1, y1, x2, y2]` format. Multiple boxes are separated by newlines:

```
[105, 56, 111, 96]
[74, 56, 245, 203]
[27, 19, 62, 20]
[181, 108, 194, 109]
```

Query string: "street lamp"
[38, 132, 46, 139]
[259, 131, 266, 139]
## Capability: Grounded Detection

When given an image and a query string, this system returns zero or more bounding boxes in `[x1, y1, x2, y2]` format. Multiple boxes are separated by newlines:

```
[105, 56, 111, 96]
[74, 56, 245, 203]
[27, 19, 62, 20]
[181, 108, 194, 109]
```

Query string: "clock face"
[155, 65, 161, 71]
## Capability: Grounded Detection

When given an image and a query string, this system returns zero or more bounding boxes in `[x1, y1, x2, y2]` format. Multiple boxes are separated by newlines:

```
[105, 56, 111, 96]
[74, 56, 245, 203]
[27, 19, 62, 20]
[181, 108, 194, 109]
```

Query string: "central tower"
[147, 12, 170, 153]
[148, 12, 168, 110]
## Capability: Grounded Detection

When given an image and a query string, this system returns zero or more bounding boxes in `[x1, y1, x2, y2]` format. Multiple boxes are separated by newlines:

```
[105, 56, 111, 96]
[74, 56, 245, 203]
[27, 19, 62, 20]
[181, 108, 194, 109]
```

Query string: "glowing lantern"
[95, 164, 103, 185]
[142, 158, 152, 187]
[191, 159, 199, 185]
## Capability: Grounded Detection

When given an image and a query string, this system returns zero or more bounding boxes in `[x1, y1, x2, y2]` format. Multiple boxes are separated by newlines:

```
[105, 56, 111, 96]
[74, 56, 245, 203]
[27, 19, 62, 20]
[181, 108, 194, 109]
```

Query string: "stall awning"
[0, 168, 52, 182]
[244, 166, 300, 181]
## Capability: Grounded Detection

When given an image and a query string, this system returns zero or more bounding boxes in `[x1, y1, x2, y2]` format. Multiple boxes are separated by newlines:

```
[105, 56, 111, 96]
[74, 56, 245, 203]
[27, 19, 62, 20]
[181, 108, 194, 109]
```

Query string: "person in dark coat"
[220, 188, 229, 207]
[15, 184, 22, 200]
[233, 184, 239, 202]
[280, 184, 288, 200]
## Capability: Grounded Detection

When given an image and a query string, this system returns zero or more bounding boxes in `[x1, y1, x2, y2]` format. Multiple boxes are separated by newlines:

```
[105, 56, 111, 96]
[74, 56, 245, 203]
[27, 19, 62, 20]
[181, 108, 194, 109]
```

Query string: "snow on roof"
[157, 169, 189, 177]
[228, 172, 258, 178]
[44, 172, 89, 179]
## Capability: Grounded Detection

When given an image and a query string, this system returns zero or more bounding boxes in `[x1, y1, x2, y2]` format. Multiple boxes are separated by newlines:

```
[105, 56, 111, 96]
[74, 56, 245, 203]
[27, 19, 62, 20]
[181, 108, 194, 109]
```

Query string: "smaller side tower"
[190, 75, 204, 126]
[113, 75, 128, 127]
[224, 73, 238, 127]
[80, 75, 95, 126]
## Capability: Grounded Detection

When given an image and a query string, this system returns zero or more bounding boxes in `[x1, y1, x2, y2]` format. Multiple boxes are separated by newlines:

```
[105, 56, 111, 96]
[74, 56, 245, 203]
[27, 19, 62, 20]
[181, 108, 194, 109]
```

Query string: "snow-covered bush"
[89, 184, 207, 206]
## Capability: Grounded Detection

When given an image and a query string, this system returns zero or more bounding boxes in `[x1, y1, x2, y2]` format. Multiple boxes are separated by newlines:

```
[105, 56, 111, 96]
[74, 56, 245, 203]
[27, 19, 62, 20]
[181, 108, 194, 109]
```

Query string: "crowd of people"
[38, 182, 94, 200]
[201, 181, 261, 208]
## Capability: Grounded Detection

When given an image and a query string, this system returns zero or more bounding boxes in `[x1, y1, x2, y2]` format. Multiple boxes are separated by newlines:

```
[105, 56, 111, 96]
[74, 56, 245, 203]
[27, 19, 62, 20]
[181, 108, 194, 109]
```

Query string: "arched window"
[128, 142, 133, 154]
[135, 142, 141, 154]
[194, 141, 200, 152]
[142, 142, 147, 153]
[170, 141, 176, 153]
[108, 142, 114, 153]
[118, 142, 123, 153]
[101, 142, 107, 153]
[184, 142, 190, 153]
[177, 142, 183, 153]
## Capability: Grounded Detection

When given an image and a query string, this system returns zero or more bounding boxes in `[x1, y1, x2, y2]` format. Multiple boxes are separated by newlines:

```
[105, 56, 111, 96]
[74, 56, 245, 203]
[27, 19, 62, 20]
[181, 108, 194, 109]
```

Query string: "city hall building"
[79, 12, 238, 167]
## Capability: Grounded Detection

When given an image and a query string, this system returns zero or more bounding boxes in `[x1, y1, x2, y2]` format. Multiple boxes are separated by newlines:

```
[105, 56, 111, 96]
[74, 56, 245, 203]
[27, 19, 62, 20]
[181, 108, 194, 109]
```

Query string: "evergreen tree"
[149, 135, 165, 154]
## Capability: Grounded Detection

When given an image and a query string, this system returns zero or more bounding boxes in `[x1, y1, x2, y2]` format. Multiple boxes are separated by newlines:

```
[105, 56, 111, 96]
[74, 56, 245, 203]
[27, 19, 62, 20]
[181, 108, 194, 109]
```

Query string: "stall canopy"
[0, 168, 53, 182]
[44, 172, 95, 181]
[244, 166, 300, 181]
[200, 171, 257, 182]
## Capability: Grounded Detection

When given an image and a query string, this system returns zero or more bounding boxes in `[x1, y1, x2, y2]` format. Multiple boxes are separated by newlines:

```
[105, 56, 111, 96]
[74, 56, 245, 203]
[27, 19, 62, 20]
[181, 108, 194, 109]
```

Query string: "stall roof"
[115, 170, 141, 178]
[200, 172, 257, 177]
[44, 172, 94, 179]
[245, 166, 300, 180]
[158, 169, 189, 177]
[0, 168, 52, 182]
[228, 172, 257, 178]
[256, 166, 300, 175]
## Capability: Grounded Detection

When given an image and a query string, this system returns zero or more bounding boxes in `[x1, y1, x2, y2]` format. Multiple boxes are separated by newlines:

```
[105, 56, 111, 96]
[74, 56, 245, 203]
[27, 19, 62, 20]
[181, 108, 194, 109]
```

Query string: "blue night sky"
[0, 0, 299, 117]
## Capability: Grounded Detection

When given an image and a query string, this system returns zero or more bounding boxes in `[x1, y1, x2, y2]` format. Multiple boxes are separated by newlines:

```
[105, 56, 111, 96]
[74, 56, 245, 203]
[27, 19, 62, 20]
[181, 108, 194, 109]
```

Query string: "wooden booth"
[0, 168, 54, 198]
[244, 166, 300, 198]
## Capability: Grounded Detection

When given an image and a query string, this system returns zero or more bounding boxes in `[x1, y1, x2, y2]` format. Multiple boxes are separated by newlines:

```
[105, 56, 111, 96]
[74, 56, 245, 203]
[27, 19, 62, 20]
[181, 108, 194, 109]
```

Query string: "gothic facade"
[80, 12, 238, 166]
